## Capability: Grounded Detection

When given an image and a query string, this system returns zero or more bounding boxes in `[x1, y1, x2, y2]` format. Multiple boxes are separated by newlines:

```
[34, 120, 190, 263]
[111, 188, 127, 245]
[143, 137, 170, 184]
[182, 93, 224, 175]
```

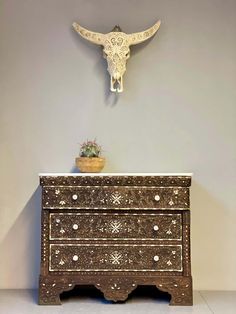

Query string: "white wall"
[0, 0, 235, 290]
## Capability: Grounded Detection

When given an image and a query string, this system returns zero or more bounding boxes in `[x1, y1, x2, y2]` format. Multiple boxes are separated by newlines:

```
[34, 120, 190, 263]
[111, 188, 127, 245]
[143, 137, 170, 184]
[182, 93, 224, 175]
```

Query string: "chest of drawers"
[39, 173, 193, 306]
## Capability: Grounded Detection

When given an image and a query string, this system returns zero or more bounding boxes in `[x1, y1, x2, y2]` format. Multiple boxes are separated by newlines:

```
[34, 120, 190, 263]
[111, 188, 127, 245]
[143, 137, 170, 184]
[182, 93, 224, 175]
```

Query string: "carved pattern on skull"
[73, 21, 161, 92]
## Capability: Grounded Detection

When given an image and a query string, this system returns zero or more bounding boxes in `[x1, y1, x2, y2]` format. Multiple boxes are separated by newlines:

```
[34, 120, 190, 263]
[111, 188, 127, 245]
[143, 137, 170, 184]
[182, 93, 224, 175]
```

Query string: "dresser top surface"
[39, 173, 192, 188]
[39, 173, 193, 177]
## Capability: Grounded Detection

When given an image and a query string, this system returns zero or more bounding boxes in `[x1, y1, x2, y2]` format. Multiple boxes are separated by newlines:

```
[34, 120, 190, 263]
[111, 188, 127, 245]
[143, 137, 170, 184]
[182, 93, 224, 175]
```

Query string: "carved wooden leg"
[38, 275, 75, 305]
[156, 276, 193, 306]
[94, 277, 137, 302]
[169, 278, 193, 306]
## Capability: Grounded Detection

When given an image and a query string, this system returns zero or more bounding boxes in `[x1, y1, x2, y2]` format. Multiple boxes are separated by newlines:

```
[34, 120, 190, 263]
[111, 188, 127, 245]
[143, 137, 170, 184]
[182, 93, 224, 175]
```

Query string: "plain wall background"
[0, 0, 236, 290]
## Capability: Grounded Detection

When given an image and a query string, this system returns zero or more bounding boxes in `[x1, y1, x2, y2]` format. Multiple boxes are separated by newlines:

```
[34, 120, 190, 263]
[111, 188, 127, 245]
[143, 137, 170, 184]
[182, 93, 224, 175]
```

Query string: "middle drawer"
[49, 212, 182, 241]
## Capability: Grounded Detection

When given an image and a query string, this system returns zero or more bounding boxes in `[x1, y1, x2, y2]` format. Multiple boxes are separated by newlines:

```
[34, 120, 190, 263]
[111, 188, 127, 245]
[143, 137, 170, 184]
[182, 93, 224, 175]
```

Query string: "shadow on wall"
[191, 180, 231, 289]
[1, 187, 41, 290]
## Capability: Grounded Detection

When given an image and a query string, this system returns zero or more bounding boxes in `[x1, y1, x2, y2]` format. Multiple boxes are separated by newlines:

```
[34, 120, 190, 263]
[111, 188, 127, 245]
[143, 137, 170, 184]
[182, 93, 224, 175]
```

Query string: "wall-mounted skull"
[73, 21, 161, 92]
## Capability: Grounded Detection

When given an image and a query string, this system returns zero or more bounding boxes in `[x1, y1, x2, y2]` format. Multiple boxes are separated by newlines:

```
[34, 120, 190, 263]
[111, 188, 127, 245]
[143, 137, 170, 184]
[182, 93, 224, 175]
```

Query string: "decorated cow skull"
[73, 21, 161, 92]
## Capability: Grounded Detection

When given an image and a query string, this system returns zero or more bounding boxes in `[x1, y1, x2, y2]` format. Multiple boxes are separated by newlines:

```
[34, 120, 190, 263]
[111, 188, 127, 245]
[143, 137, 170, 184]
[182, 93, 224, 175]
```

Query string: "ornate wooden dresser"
[39, 173, 193, 306]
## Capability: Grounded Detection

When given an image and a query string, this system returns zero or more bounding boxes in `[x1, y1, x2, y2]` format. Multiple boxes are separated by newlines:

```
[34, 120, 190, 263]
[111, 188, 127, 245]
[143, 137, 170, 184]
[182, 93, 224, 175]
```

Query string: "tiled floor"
[0, 289, 235, 314]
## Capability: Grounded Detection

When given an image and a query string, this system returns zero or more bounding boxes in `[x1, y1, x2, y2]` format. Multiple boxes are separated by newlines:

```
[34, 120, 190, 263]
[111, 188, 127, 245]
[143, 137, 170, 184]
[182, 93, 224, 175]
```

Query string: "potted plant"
[75, 139, 105, 173]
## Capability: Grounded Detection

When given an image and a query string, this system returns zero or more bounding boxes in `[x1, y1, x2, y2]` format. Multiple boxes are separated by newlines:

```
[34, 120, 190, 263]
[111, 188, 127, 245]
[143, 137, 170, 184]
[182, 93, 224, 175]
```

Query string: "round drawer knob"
[73, 224, 78, 230]
[72, 194, 78, 200]
[154, 195, 160, 201]
[153, 225, 159, 231]
[153, 255, 159, 262]
[72, 255, 79, 261]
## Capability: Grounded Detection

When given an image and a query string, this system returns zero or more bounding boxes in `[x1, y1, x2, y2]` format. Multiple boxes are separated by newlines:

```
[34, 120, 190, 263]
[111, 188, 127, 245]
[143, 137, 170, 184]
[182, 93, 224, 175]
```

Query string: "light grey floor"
[0, 289, 236, 314]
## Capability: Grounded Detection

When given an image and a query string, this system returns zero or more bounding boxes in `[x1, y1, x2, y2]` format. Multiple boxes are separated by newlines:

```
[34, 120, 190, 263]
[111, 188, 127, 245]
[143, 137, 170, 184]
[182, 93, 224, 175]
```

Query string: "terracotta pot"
[75, 157, 105, 173]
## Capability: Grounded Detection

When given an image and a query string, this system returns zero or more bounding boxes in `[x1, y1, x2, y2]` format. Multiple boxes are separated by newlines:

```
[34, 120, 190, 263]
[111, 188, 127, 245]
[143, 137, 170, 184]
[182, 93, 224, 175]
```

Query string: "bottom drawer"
[49, 244, 182, 272]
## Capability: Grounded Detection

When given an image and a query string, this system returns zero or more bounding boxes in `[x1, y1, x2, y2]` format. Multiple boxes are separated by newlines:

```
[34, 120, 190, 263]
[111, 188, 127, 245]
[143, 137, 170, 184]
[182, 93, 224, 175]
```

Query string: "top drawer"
[42, 186, 189, 210]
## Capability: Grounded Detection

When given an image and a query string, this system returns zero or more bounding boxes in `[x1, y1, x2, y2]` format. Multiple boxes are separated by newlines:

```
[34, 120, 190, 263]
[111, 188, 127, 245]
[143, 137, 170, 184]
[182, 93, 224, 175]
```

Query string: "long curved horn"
[128, 20, 161, 45]
[72, 22, 105, 45]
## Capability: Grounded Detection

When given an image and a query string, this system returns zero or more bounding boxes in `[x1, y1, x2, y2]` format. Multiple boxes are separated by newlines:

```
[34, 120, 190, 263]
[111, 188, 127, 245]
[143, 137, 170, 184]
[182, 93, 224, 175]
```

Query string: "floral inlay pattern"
[43, 186, 190, 210]
[49, 213, 182, 241]
[109, 251, 123, 264]
[110, 192, 123, 205]
[108, 220, 123, 233]
[49, 244, 182, 272]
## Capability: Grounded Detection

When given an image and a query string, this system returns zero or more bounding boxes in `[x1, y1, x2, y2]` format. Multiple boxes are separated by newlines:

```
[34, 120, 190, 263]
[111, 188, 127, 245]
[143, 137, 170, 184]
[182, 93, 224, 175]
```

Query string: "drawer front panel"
[43, 186, 189, 209]
[49, 244, 182, 272]
[50, 213, 182, 241]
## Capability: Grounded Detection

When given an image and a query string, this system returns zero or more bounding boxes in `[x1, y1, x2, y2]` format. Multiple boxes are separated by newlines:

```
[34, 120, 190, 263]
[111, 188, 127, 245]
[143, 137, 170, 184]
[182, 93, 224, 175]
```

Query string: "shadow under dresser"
[38, 173, 193, 306]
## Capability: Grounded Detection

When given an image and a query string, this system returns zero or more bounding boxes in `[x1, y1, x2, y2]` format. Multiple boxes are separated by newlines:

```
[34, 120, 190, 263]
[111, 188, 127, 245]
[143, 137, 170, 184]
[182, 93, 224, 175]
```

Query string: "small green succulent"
[79, 139, 102, 158]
